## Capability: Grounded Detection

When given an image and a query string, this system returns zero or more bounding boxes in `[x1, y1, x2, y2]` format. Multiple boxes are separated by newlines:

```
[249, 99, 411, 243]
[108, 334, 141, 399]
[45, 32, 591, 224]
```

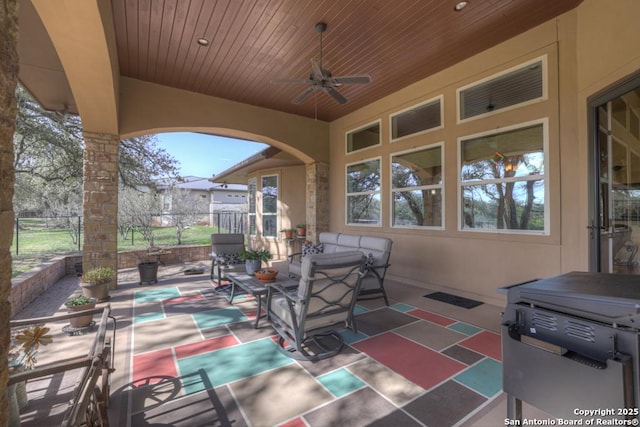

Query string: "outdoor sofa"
[288, 232, 393, 305]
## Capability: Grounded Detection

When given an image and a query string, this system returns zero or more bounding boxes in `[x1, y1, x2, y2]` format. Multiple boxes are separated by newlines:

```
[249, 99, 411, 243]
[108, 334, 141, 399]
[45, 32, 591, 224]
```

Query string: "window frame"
[457, 118, 550, 235]
[247, 177, 257, 236]
[389, 95, 444, 143]
[390, 143, 445, 230]
[456, 55, 548, 124]
[261, 174, 278, 238]
[345, 120, 382, 155]
[345, 156, 382, 227]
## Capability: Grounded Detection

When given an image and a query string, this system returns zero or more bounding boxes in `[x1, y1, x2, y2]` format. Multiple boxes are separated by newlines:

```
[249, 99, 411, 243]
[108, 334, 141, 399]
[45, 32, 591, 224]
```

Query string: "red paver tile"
[459, 330, 502, 361]
[353, 332, 465, 390]
[408, 309, 456, 326]
[132, 348, 177, 385]
[174, 334, 239, 359]
[278, 417, 307, 427]
[163, 294, 204, 305]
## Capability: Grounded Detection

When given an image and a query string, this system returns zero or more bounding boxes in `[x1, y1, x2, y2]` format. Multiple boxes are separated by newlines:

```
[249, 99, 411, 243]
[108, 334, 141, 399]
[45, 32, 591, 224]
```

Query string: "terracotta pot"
[81, 282, 109, 301]
[254, 268, 278, 282]
[67, 301, 96, 328]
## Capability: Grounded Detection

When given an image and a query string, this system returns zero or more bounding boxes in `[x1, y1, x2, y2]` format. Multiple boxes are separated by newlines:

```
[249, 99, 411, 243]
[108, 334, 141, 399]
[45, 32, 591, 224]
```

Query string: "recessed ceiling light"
[454, 1, 469, 11]
[197, 37, 210, 46]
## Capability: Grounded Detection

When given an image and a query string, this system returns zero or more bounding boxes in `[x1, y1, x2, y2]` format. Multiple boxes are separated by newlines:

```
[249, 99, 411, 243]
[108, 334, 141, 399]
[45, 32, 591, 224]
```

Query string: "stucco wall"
[247, 165, 306, 260]
[327, 0, 640, 305]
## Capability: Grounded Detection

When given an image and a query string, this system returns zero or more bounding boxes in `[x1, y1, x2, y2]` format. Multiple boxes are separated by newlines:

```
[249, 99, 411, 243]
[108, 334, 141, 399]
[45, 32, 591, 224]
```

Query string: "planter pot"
[67, 301, 96, 328]
[296, 227, 306, 238]
[8, 383, 21, 427]
[138, 261, 159, 285]
[81, 282, 109, 302]
[74, 262, 83, 277]
[282, 230, 294, 239]
[245, 259, 261, 275]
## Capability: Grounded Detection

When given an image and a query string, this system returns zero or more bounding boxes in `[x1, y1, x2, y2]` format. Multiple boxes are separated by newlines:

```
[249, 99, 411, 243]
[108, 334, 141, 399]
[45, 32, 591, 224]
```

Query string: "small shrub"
[81, 267, 114, 285]
[65, 295, 95, 307]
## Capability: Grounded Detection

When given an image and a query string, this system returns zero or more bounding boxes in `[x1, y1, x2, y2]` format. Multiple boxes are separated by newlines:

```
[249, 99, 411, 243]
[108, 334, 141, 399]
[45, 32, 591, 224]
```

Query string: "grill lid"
[503, 272, 640, 328]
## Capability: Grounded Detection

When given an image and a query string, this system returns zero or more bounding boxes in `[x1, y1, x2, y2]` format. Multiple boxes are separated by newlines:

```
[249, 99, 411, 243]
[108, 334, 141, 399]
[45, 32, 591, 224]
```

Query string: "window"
[346, 158, 381, 226]
[459, 120, 547, 233]
[261, 175, 278, 237]
[391, 145, 443, 228]
[346, 121, 381, 153]
[162, 195, 171, 211]
[248, 178, 256, 235]
[458, 57, 546, 121]
[390, 97, 442, 141]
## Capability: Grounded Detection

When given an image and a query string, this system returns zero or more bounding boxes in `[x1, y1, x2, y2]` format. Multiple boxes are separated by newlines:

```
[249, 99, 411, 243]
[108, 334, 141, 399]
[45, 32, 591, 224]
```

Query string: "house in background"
[154, 176, 247, 227]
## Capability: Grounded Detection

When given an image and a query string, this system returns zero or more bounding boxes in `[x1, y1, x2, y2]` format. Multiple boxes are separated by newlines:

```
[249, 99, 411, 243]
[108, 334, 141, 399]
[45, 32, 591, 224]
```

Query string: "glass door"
[593, 85, 640, 273]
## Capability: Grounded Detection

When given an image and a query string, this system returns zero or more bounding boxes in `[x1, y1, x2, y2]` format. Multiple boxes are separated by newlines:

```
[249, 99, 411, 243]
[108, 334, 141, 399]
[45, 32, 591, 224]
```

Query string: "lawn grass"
[11, 225, 220, 277]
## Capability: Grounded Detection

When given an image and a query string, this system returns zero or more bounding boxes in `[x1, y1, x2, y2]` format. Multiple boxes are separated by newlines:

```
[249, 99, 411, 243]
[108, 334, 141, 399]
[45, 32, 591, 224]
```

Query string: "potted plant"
[137, 248, 161, 285]
[296, 224, 306, 238]
[280, 228, 295, 239]
[80, 267, 114, 301]
[238, 248, 272, 275]
[65, 295, 97, 328]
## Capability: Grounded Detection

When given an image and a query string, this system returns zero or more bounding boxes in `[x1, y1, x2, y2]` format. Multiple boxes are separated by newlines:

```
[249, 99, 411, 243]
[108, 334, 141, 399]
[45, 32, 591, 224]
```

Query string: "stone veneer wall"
[1, 0, 19, 422]
[117, 245, 210, 269]
[9, 254, 82, 318]
[9, 245, 211, 318]
[305, 162, 329, 243]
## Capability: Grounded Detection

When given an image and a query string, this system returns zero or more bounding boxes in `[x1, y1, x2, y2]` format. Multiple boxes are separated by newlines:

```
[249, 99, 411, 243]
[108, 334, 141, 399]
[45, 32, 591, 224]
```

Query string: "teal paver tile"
[448, 322, 483, 336]
[134, 312, 165, 323]
[135, 287, 181, 304]
[341, 329, 368, 344]
[192, 307, 248, 329]
[177, 338, 293, 393]
[454, 358, 502, 397]
[317, 368, 366, 397]
[353, 305, 368, 315]
[391, 303, 416, 313]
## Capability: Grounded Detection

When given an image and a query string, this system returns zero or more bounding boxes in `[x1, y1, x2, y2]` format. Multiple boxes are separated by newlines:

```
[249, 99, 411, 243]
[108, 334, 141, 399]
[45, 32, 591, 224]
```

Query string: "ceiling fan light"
[454, 1, 469, 11]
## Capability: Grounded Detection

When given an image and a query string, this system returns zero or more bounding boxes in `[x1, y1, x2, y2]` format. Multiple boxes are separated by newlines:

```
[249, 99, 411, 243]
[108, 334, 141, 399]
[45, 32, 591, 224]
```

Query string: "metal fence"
[12, 211, 247, 255]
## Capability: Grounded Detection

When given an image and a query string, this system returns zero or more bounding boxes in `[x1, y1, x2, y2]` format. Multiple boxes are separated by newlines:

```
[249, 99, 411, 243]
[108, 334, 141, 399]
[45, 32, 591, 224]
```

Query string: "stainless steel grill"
[501, 272, 640, 421]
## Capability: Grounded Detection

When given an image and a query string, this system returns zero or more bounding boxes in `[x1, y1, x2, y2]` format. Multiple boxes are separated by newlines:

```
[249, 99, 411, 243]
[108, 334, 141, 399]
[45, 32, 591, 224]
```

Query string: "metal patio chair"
[266, 251, 365, 361]
[209, 233, 246, 287]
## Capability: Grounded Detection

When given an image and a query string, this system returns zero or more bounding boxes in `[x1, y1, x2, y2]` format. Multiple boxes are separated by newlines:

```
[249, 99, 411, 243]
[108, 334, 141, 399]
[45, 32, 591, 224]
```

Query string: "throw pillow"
[365, 253, 375, 268]
[302, 243, 324, 257]
[220, 252, 242, 265]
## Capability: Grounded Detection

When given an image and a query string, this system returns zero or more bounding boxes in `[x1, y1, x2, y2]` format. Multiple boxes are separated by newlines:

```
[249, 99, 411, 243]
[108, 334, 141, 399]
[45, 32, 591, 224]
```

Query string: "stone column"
[305, 162, 329, 243]
[83, 132, 119, 287]
[0, 1, 19, 423]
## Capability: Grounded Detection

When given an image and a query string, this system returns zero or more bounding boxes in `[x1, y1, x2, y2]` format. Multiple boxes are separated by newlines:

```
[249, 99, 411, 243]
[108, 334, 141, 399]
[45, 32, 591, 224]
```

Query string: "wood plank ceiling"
[111, 0, 583, 122]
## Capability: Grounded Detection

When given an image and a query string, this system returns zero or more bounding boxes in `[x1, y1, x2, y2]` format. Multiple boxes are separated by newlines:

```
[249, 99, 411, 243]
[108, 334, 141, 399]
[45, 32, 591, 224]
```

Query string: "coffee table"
[226, 272, 299, 328]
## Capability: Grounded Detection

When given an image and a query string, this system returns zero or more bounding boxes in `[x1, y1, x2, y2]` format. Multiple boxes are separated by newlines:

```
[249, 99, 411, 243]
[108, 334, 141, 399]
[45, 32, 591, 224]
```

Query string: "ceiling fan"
[271, 22, 372, 105]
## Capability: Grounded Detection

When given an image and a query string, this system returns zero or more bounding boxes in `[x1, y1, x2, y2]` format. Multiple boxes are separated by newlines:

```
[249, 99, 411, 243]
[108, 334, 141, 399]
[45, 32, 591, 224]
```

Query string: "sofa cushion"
[302, 243, 324, 257]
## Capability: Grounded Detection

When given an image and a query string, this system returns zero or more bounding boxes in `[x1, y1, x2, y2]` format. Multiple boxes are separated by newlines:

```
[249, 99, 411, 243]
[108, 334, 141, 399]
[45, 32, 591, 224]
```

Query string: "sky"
[154, 132, 267, 178]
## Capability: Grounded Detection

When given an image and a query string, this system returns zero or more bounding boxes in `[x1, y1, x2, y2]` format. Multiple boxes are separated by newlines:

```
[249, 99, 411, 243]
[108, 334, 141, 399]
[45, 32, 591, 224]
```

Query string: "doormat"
[424, 292, 483, 309]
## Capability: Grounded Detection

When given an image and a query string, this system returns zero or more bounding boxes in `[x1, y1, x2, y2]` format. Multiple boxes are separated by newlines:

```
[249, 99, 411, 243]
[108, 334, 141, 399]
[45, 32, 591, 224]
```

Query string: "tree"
[12, 85, 180, 215]
[118, 187, 161, 248]
[164, 186, 208, 245]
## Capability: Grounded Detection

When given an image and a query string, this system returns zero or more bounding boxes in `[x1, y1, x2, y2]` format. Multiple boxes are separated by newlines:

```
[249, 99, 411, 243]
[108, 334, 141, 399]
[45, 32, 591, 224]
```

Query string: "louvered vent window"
[459, 59, 544, 120]
[391, 97, 442, 141]
[347, 121, 380, 153]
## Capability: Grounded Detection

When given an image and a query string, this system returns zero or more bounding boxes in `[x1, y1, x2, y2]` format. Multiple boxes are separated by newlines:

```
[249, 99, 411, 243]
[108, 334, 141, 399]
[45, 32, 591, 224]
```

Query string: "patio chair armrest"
[288, 252, 303, 263]
[267, 283, 298, 300]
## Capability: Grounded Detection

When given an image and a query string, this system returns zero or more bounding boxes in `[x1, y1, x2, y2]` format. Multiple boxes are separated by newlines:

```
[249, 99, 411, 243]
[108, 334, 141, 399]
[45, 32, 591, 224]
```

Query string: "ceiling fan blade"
[331, 75, 372, 85]
[271, 78, 312, 84]
[311, 59, 324, 79]
[292, 86, 317, 104]
[325, 87, 348, 104]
